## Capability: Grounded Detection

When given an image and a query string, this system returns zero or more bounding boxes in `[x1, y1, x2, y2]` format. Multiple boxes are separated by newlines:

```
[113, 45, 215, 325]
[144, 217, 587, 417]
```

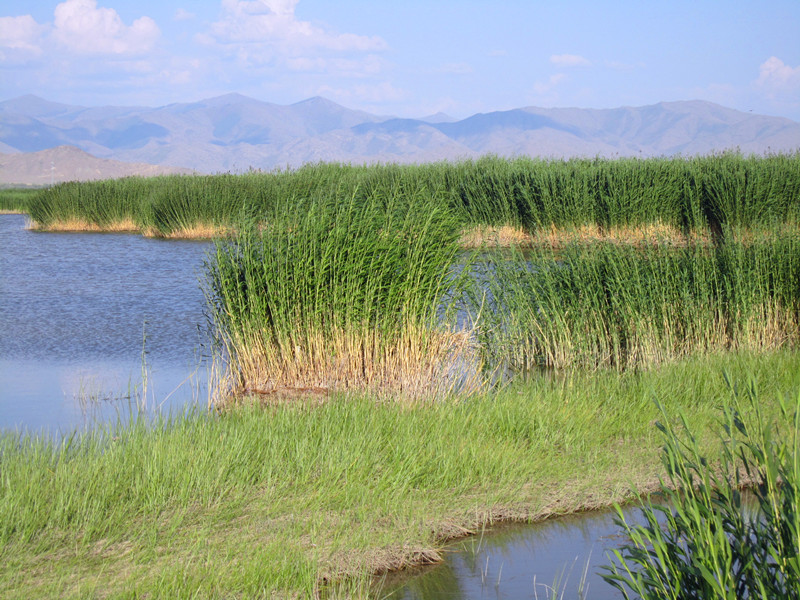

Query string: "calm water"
[1, 214, 636, 598]
[389, 507, 636, 600]
[0, 214, 212, 431]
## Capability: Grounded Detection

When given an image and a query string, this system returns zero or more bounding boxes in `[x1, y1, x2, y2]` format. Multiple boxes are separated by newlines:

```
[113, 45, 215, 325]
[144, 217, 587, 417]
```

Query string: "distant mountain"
[0, 145, 194, 186]
[417, 112, 458, 124]
[1, 94, 798, 176]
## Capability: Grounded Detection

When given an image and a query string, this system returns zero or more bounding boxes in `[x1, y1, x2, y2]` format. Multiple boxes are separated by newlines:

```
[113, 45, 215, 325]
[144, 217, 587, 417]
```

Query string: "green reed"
[481, 232, 800, 371]
[0, 187, 41, 213]
[24, 153, 800, 238]
[204, 188, 478, 401]
[602, 379, 800, 599]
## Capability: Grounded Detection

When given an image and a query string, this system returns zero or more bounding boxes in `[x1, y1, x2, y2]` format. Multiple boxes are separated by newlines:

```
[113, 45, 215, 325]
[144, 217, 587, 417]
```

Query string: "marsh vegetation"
[3, 152, 800, 597]
[25, 153, 800, 241]
[0, 187, 41, 213]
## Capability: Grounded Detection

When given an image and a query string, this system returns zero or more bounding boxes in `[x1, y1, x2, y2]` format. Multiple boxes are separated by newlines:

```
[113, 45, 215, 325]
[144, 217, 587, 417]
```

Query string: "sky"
[1, 0, 799, 121]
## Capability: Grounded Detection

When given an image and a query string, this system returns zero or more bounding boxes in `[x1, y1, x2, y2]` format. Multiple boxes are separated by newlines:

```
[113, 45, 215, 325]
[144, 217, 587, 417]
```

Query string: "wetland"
[2, 154, 799, 598]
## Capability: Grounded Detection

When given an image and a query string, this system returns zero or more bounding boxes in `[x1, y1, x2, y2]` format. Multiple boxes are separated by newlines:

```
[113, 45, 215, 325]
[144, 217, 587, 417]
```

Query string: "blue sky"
[2, 0, 799, 120]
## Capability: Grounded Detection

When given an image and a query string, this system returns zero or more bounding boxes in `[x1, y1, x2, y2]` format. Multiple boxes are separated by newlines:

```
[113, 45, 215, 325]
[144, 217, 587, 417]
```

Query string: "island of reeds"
[2, 152, 799, 598]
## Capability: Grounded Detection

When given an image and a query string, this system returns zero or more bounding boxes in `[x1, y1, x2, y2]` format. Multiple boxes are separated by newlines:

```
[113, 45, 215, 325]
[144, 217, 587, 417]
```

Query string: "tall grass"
[482, 232, 800, 371]
[0, 187, 42, 213]
[602, 380, 800, 599]
[204, 189, 479, 402]
[3, 352, 799, 598]
[25, 153, 800, 239]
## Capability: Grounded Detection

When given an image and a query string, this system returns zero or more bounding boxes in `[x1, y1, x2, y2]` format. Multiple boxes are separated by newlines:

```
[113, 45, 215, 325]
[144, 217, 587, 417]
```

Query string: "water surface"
[0, 214, 212, 431]
[388, 506, 639, 600]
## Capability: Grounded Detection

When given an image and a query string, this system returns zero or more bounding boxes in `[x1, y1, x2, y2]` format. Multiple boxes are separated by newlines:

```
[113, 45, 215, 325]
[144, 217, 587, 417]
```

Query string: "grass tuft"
[204, 191, 482, 405]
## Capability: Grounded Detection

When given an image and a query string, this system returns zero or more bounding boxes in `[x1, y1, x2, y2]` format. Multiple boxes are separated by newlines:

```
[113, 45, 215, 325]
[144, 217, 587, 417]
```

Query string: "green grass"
[0, 187, 42, 213]
[24, 153, 800, 238]
[2, 351, 800, 598]
[9, 151, 800, 598]
[602, 379, 800, 599]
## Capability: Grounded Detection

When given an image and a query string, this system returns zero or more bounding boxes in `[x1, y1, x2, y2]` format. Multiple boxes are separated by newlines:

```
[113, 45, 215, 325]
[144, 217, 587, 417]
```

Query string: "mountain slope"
[1, 95, 798, 175]
[0, 145, 194, 185]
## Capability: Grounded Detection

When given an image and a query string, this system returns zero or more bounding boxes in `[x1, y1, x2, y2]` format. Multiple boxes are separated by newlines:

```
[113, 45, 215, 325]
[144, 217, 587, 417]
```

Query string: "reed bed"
[481, 231, 800, 371]
[204, 190, 481, 404]
[0, 187, 41, 213]
[23, 153, 800, 398]
[24, 153, 800, 240]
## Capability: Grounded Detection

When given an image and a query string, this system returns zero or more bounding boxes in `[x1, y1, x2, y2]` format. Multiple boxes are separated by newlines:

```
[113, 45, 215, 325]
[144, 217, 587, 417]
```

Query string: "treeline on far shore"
[22, 152, 800, 240]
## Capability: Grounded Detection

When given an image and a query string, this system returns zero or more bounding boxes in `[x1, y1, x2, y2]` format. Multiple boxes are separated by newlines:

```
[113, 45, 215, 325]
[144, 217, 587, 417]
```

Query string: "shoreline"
[2, 350, 798, 598]
[23, 217, 797, 248]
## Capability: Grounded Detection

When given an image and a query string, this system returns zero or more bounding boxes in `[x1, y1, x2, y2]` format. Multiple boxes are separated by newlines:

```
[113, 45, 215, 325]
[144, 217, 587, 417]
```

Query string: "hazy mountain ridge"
[0, 145, 194, 186]
[1, 94, 798, 181]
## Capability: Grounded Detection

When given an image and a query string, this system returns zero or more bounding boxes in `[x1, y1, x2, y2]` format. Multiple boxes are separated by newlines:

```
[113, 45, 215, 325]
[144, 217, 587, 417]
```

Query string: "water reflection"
[0, 214, 212, 432]
[387, 508, 642, 600]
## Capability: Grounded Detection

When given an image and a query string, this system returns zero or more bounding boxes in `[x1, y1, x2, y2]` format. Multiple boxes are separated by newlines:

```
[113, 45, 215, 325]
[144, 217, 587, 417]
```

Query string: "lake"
[0, 214, 212, 432]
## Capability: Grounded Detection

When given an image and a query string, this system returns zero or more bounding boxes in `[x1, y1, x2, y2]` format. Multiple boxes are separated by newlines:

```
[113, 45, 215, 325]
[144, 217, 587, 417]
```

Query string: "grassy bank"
[25, 153, 800, 240]
[2, 351, 799, 598]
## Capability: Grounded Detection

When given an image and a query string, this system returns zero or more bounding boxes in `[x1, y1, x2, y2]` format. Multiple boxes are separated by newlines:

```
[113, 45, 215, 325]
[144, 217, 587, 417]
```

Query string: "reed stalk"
[602, 380, 800, 599]
[481, 232, 800, 371]
[204, 190, 481, 404]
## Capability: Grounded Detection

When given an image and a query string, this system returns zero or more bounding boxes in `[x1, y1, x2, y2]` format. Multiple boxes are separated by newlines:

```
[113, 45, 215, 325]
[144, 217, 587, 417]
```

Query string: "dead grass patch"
[460, 222, 716, 249]
[531, 223, 712, 249]
[460, 224, 534, 247]
[29, 217, 140, 233]
[217, 328, 486, 409]
[144, 222, 229, 239]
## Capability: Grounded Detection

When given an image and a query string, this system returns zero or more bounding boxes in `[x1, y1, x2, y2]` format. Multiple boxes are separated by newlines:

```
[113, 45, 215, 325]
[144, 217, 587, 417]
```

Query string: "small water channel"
[383, 507, 639, 600]
[1, 214, 638, 597]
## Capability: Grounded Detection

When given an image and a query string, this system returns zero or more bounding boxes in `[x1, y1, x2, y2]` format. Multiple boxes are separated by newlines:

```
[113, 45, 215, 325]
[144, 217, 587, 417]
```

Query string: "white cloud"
[550, 54, 591, 68]
[317, 81, 406, 105]
[207, 0, 386, 56]
[532, 73, 567, 95]
[52, 0, 160, 55]
[603, 59, 645, 71]
[756, 56, 800, 96]
[0, 15, 45, 55]
[286, 55, 384, 77]
[174, 9, 196, 22]
[527, 73, 568, 107]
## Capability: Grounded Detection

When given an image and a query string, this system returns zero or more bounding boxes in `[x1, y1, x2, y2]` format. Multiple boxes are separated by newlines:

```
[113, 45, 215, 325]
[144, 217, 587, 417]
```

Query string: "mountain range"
[1, 93, 799, 184]
[0, 146, 193, 186]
